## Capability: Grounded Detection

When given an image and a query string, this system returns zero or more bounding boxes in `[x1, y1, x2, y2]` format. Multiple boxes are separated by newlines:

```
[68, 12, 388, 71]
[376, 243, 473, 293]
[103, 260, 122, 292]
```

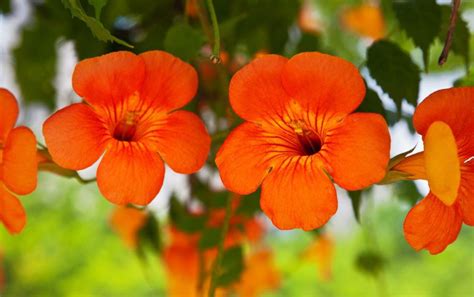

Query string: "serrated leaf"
[393, 0, 441, 70]
[61, 0, 132, 48]
[13, 21, 58, 109]
[439, 5, 470, 70]
[87, 0, 108, 19]
[198, 228, 221, 250]
[348, 191, 362, 223]
[367, 40, 420, 113]
[164, 23, 205, 61]
[216, 246, 244, 287]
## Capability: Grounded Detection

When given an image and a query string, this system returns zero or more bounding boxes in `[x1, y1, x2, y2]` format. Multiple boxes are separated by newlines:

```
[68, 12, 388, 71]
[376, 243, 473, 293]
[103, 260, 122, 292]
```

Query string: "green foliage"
[87, 0, 108, 19]
[137, 213, 162, 257]
[355, 250, 386, 276]
[357, 87, 386, 117]
[367, 40, 421, 113]
[394, 180, 422, 206]
[393, 0, 441, 69]
[61, 0, 133, 48]
[216, 246, 244, 287]
[13, 20, 59, 108]
[0, 0, 11, 13]
[169, 196, 206, 233]
[199, 228, 221, 250]
[164, 23, 206, 61]
[348, 190, 362, 223]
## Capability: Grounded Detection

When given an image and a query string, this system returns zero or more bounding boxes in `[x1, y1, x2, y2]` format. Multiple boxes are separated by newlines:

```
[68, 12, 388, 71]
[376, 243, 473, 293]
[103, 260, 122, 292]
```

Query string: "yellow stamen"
[424, 121, 460, 206]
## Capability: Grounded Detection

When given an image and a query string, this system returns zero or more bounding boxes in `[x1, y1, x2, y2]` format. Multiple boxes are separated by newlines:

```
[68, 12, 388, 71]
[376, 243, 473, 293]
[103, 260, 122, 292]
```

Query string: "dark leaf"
[393, 0, 441, 69]
[367, 40, 421, 113]
[0, 0, 11, 14]
[394, 180, 422, 206]
[164, 23, 206, 61]
[348, 190, 362, 223]
[169, 196, 206, 233]
[198, 228, 221, 250]
[216, 246, 244, 287]
[355, 250, 386, 276]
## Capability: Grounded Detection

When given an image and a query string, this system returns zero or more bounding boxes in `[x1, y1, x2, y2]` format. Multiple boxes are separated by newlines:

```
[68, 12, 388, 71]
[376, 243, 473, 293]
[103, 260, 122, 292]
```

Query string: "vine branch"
[438, 0, 462, 66]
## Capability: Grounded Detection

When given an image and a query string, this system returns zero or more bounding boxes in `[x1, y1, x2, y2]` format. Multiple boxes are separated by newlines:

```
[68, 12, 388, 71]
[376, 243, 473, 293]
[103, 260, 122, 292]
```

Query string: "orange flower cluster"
[0, 89, 37, 234]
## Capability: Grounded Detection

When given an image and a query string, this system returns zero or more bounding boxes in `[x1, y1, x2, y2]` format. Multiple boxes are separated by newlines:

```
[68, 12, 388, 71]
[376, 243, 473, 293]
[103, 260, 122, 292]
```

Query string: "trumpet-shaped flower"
[0, 88, 37, 234]
[216, 52, 390, 230]
[393, 87, 474, 254]
[43, 51, 210, 205]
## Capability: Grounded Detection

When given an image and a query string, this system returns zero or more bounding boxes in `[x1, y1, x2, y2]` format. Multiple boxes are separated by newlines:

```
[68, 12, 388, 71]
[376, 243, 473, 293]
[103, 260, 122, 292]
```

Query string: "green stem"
[207, 195, 233, 297]
[205, 0, 221, 63]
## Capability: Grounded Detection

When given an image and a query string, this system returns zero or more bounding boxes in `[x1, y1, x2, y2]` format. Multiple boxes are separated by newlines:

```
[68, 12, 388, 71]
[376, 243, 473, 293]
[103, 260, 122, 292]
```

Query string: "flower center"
[113, 111, 139, 142]
[292, 121, 322, 156]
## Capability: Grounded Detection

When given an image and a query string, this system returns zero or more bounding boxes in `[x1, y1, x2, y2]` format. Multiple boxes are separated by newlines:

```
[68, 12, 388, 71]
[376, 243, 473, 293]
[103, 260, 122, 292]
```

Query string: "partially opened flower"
[341, 4, 385, 40]
[0, 88, 37, 234]
[392, 87, 474, 254]
[110, 206, 148, 249]
[43, 51, 210, 205]
[216, 53, 390, 230]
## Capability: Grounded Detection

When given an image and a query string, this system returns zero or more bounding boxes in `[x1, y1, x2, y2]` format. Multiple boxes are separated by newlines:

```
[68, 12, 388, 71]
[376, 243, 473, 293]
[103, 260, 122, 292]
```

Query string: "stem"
[205, 0, 221, 63]
[207, 195, 233, 297]
[438, 0, 462, 65]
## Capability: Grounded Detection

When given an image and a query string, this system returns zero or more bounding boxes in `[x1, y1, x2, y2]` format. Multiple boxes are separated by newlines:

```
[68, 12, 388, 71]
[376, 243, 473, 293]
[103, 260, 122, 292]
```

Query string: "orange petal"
[459, 162, 474, 225]
[2, 127, 37, 195]
[216, 122, 275, 195]
[43, 103, 109, 170]
[413, 87, 474, 157]
[72, 51, 145, 107]
[96, 142, 165, 205]
[0, 88, 19, 141]
[151, 111, 210, 174]
[403, 193, 462, 254]
[0, 184, 26, 234]
[260, 156, 337, 230]
[282, 52, 365, 118]
[229, 55, 291, 122]
[319, 113, 390, 190]
[139, 51, 198, 112]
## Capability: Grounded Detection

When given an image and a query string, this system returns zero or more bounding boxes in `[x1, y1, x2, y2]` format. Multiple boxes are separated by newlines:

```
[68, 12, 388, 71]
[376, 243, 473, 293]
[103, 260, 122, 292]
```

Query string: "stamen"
[290, 119, 322, 156]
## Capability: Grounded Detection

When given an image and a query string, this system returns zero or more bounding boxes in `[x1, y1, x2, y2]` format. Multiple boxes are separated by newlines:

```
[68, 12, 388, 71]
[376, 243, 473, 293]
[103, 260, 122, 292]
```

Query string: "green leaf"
[357, 86, 386, 117]
[198, 228, 221, 250]
[454, 73, 474, 87]
[355, 250, 386, 276]
[296, 33, 322, 53]
[164, 23, 206, 61]
[393, 0, 441, 69]
[235, 192, 261, 218]
[394, 180, 422, 206]
[169, 196, 206, 233]
[61, 0, 133, 48]
[439, 5, 470, 70]
[137, 213, 162, 254]
[87, 0, 108, 19]
[0, 0, 11, 14]
[367, 40, 421, 112]
[348, 191, 362, 223]
[13, 21, 58, 109]
[216, 246, 244, 287]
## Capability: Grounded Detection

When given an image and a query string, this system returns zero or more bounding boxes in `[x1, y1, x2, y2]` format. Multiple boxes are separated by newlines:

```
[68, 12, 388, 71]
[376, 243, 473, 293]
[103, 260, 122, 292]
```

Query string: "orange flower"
[0, 88, 37, 234]
[110, 206, 148, 249]
[216, 53, 390, 230]
[43, 51, 210, 205]
[392, 87, 474, 254]
[304, 234, 334, 281]
[235, 249, 280, 297]
[341, 4, 385, 40]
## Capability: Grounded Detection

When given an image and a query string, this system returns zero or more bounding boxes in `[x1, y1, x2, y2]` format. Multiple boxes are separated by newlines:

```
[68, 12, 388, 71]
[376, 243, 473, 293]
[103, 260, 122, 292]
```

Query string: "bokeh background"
[1, 0, 473, 296]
